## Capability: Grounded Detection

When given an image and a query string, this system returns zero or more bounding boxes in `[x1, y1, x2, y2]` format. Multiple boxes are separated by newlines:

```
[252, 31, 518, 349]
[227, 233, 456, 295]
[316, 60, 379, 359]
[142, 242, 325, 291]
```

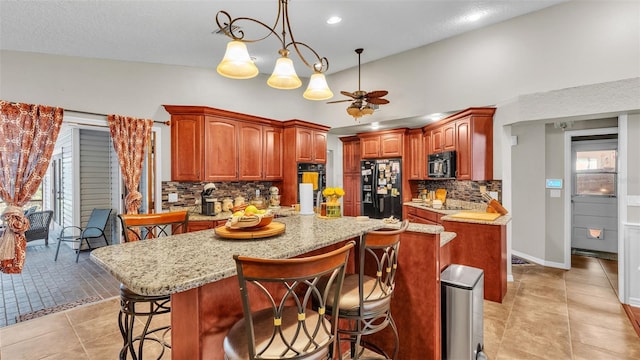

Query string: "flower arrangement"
[322, 187, 345, 205]
[322, 187, 344, 217]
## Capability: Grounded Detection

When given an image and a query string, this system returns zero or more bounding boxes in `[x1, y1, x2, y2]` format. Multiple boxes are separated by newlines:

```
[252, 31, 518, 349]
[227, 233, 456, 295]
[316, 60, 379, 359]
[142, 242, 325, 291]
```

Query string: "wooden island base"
[170, 224, 506, 360]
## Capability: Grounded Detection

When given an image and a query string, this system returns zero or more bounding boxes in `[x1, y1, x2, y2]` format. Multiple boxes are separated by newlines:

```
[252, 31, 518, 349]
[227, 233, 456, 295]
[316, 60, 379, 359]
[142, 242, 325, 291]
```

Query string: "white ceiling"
[1, 0, 566, 76]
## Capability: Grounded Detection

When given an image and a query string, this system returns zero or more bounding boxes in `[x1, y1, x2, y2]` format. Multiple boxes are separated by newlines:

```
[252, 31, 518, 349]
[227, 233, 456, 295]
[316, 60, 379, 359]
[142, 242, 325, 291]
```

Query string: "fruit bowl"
[225, 206, 274, 229]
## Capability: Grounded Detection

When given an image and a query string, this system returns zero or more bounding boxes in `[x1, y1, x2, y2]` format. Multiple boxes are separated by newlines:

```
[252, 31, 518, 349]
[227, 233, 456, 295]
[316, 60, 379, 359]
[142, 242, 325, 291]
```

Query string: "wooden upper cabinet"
[204, 117, 238, 181]
[359, 129, 405, 159]
[380, 132, 403, 157]
[360, 136, 380, 158]
[281, 120, 331, 207]
[238, 122, 263, 180]
[164, 105, 284, 182]
[430, 127, 443, 153]
[442, 123, 456, 151]
[430, 122, 455, 153]
[291, 126, 327, 163]
[170, 114, 202, 181]
[455, 112, 494, 180]
[341, 136, 361, 174]
[406, 129, 424, 180]
[423, 132, 431, 178]
[263, 125, 283, 180]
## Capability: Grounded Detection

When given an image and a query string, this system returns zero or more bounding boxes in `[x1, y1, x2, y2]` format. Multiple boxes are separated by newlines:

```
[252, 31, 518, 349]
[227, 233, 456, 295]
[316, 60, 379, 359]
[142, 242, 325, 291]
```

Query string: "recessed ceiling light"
[326, 16, 342, 25]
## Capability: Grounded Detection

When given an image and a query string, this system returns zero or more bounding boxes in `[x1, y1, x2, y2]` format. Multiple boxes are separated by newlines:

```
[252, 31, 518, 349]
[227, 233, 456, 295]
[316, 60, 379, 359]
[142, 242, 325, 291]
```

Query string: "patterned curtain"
[107, 115, 153, 214]
[0, 100, 63, 274]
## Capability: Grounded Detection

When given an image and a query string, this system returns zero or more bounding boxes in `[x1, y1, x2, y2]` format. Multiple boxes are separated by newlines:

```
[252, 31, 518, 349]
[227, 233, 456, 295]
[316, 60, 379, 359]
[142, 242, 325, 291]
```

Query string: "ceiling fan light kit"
[327, 48, 390, 120]
[215, 0, 333, 100]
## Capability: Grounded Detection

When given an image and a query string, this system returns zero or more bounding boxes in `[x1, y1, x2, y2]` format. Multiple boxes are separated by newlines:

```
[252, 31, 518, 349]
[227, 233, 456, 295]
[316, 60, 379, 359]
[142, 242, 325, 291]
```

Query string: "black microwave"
[427, 151, 456, 178]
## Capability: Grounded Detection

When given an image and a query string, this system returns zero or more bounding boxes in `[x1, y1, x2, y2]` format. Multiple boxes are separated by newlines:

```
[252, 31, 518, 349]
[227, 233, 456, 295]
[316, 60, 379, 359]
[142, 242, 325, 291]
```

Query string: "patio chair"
[55, 208, 112, 263]
[24, 210, 54, 245]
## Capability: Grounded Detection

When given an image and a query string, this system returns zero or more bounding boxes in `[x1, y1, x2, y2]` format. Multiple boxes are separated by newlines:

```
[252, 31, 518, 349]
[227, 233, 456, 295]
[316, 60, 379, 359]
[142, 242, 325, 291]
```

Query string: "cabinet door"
[407, 131, 423, 180]
[380, 133, 403, 157]
[342, 139, 361, 173]
[203, 117, 238, 181]
[171, 115, 202, 181]
[431, 128, 443, 153]
[264, 126, 283, 180]
[360, 137, 380, 159]
[187, 220, 215, 232]
[342, 172, 361, 217]
[443, 123, 456, 151]
[456, 118, 471, 180]
[296, 128, 314, 162]
[423, 132, 431, 178]
[238, 123, 263, 180]
[312, 131, 327, 163]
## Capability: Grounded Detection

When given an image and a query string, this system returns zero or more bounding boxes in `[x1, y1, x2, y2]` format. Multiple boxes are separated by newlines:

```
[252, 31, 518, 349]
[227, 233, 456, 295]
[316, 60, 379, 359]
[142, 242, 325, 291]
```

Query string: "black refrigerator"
[361, 158, 402, 219]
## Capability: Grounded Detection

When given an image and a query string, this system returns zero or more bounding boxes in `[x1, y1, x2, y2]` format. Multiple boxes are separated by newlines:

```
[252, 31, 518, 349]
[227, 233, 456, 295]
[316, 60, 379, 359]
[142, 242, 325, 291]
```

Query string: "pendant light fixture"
[215, 0, 333, 100]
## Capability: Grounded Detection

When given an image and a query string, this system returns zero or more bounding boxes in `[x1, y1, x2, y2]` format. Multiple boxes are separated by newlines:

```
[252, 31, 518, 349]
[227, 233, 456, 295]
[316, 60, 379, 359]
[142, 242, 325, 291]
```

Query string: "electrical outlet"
[489, 191, 498, 200]
[168, 193, 178, 203]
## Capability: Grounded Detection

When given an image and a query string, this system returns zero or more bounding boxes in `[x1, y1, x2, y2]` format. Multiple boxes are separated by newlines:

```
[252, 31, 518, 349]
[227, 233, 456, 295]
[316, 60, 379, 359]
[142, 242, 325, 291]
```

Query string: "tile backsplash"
[416, 180, 502, 203]
[162, 181, 274, 210]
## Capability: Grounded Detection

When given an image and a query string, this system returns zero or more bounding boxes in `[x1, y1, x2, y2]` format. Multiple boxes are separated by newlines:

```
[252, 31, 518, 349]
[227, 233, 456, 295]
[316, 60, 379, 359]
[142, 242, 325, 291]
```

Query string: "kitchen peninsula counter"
[91, 215, 453, 359]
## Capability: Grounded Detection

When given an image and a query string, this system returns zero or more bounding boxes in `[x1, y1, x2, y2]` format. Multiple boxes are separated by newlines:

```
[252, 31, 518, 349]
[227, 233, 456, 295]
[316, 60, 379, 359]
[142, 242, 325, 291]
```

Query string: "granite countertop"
[404, 201, 512, 226]
[91, 215, 446, 297]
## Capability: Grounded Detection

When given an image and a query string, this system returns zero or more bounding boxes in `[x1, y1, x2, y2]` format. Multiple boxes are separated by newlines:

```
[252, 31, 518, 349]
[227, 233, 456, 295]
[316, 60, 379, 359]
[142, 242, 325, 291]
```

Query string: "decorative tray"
[214, 222, 285, 239]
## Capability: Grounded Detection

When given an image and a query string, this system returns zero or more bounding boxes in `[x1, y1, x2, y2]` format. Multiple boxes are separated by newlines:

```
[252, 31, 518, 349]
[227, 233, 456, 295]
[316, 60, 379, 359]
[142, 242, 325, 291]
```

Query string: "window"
[0, 183, 44, 214]
[575, 149, 617, 196]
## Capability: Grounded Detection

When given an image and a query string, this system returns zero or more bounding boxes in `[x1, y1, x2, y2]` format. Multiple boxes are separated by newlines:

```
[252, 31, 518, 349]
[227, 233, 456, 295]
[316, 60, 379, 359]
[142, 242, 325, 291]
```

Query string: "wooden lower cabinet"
[187, 220, 225, 232]
[404, 206, 442, 225]
[441, 220, 507, 303]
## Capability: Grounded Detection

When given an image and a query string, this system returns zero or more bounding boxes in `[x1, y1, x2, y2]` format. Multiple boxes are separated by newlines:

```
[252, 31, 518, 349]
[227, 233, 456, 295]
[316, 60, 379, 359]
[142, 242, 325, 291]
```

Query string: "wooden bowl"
[226, 213, 273, 229]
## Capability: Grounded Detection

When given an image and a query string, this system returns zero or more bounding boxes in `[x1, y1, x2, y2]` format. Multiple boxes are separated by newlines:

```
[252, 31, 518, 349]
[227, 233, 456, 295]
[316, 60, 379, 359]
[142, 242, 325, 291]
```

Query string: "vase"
[326, 196, 341, 218]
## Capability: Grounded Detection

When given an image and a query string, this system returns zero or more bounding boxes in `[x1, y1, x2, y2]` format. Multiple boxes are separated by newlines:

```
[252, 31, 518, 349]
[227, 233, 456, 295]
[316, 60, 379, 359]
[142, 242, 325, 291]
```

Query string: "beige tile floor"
[1, 255, 638, 359]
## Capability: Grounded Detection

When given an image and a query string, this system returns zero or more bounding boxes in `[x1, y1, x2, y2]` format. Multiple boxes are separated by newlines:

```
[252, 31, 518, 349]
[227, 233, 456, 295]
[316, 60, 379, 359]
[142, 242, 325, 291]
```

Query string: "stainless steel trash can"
[441, 264, 487, 360]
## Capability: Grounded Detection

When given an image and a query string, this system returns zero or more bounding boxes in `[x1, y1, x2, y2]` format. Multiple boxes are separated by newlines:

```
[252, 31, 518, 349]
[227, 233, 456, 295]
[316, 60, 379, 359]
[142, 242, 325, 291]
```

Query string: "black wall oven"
[427, 151, 456, 178]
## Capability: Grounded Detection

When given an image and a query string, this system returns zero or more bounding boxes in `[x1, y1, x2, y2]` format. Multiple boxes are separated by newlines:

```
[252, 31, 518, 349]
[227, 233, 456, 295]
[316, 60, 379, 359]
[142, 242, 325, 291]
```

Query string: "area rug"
[511, 255, 530, 265]
[15, 295, 103, 323]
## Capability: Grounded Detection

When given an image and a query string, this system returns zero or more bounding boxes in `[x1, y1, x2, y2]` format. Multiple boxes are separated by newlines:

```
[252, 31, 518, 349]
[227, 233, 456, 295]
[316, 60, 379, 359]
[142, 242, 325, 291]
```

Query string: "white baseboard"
[507, 274, 514, 282]
[511, 250, 570, 270]
[628, 297, 640, 308]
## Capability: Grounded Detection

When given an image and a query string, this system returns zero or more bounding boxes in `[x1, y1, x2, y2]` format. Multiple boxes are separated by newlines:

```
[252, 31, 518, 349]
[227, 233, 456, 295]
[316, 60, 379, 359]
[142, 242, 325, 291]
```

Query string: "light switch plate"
[489, 191, 498, 199]
[168, 193, 178, 203]
[550, 189, 561, 198]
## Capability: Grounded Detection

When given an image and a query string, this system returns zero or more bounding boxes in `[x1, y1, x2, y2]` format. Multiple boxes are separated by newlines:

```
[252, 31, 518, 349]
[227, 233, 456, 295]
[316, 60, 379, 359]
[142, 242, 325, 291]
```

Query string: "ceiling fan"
[327, 48, 389, 119]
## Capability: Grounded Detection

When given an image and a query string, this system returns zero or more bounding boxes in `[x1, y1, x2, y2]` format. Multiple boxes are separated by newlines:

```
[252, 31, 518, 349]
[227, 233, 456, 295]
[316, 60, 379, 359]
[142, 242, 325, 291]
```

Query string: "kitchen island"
[92, 215, 455, 359]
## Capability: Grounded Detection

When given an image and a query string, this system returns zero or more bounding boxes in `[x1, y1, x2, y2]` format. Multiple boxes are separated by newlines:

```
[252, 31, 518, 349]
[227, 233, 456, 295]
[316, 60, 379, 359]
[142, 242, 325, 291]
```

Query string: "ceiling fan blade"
[367, 98, 390, 105]
[326, 99, 354, 104]
[340, 90, 358, 98]
[366, 90, 389, 98]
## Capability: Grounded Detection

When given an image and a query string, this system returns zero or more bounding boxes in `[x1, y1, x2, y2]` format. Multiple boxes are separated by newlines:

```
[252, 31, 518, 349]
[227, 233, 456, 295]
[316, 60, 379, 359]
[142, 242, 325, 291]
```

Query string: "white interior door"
[571, 138, 618, 253]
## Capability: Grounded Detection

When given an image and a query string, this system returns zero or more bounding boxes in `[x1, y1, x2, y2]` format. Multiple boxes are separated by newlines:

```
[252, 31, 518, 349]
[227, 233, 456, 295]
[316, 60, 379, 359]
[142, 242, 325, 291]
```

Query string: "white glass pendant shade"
[303, 72, 334, 100]
[216, 41, 259, 79]
[267, 56, 302, 89]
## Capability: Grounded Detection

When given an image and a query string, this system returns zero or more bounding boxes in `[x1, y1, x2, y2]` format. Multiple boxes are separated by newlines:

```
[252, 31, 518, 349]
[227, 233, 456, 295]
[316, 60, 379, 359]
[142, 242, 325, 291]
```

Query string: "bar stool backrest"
[227, 242, 355, 360]
[118, 211, 189, 242]
[359, 219, 409, 306]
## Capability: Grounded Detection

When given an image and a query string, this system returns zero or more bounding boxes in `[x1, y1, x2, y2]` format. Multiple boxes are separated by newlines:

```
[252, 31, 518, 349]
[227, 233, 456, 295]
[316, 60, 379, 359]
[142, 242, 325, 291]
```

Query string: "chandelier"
[215, 0, 334, 101]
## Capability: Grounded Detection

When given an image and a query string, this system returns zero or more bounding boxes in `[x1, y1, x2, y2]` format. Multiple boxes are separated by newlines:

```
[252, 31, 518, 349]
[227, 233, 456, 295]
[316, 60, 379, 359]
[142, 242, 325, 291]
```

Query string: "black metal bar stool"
[117, 211, 189, 360]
